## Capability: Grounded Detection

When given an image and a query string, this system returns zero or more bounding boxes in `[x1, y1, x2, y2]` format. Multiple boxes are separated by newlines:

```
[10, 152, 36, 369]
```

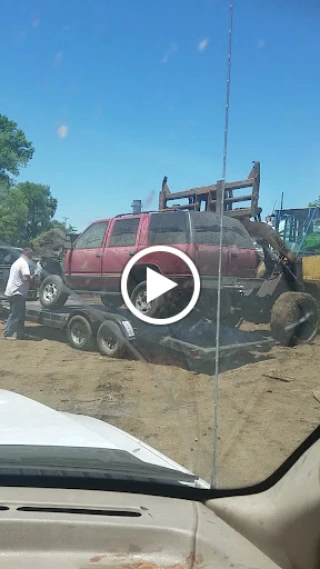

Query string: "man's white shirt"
[5, 257, 30, 298]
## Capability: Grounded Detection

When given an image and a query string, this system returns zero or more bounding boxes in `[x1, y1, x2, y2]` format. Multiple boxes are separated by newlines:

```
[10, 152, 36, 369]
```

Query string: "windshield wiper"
[0, 445, 198, 486]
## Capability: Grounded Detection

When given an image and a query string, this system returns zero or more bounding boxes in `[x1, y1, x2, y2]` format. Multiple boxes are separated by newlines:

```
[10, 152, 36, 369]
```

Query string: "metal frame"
[158, 161, 261, 220]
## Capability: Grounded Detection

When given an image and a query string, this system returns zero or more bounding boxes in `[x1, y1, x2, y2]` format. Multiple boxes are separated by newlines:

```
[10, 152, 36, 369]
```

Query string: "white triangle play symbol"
[146, 268, 178, 303]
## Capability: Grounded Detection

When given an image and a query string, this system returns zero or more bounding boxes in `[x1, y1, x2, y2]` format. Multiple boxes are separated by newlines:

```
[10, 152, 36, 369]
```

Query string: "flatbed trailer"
[1, 301, 275, 367]
[1, 300, 137, 359]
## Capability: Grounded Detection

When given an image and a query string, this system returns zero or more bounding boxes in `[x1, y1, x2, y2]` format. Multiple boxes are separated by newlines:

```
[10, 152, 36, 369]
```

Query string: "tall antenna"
[211, 0, 234, 488]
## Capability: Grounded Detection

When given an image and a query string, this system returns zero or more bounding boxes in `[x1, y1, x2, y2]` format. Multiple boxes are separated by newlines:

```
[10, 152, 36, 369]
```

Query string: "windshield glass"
[0, 0, 319, 493]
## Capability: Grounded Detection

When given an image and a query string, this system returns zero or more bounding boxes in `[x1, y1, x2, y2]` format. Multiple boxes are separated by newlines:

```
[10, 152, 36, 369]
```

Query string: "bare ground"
[0, 317, 319, 488]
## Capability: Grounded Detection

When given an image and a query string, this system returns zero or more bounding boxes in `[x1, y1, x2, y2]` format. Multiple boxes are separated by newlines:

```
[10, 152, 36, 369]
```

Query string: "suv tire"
[39, 275, 69, 310]
[130, 280, 163, 317]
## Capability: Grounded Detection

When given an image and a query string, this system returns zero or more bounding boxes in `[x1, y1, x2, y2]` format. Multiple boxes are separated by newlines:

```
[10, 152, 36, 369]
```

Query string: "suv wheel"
[39, 275, 69, 310]
[130, 280, 163, 317]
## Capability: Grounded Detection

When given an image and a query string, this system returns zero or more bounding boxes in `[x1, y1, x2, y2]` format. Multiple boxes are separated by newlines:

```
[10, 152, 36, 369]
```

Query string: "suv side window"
[191, 212, 221, 246]
[191, 212, 255, 249]
[74, 221, 108, 249]
[148, 212, 188, 245]
[109, 218, 140, 247]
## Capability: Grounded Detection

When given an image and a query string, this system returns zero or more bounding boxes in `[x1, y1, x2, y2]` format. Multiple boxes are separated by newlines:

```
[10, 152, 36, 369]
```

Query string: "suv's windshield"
[0, 0, 318, 495]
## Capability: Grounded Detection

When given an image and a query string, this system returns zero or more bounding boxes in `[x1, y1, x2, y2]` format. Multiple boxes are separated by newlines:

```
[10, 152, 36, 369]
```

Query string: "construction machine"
[158, 162, 320, 346]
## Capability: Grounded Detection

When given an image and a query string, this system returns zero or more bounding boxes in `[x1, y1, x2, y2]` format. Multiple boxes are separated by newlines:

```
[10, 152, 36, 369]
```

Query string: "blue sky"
[1, 0, 320, 231]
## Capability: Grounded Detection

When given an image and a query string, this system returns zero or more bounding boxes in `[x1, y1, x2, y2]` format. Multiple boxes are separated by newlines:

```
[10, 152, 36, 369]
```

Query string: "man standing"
[3, 248, 33, 340]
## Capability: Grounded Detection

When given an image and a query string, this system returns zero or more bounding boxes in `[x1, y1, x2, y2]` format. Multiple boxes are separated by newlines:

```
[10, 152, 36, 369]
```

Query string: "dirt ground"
[0, 314, 319, 489]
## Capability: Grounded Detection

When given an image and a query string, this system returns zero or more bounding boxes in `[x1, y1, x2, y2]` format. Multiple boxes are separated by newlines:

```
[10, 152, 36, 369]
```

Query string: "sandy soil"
[0, 314, 319, 489]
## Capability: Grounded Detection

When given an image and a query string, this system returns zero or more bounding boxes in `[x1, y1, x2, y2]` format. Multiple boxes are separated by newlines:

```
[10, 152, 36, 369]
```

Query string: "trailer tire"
[100, 295, 123, 310]
[67, 315, 93, 351]
[270, 291, 319, 347]
[97, 320, 126, 358]
[39, 275, 69, 310]
[130, 280, 163, 317]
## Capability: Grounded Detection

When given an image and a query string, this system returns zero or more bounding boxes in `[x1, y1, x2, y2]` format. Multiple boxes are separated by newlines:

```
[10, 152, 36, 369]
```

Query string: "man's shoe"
[2, 334, 17, 340]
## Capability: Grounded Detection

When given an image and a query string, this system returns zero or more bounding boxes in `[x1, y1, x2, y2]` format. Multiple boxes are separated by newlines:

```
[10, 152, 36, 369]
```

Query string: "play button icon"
[121, 245, 201, 326]
[146, 267, 177, 303]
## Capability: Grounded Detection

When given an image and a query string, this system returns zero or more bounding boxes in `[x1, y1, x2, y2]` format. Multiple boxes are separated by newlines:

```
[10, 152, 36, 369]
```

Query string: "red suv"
[39, 210, 261, 318]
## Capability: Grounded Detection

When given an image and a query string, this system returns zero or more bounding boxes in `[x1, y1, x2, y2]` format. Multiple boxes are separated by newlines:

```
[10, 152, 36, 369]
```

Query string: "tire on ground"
[100, 295, 123, 310]
[39, 275, 69, 310]
[96, 320, 125, 358]
[67, 315, 93, 351]
[130, 280, 163, 317]
[270, 291, 319, 347]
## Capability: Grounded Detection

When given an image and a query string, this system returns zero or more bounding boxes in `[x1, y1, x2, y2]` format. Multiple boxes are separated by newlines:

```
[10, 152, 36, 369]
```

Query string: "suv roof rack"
[115, 209, 183, 218]
[115, 210, 156, 217]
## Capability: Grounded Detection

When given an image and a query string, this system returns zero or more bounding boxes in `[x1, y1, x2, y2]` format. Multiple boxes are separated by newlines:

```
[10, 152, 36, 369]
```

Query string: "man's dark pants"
[4, 295, 26, 339]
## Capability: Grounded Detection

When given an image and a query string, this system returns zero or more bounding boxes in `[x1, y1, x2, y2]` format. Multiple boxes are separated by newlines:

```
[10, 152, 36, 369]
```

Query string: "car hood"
[0, 390, 208, 488]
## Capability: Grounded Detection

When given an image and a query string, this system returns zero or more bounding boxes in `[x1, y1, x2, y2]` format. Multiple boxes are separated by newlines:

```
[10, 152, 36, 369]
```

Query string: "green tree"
[0, 114, 34, 186]
[51, 219, 78, 233]
[0, 180, 10, 201]
[15, 181, 58, 241]
[0, 187, 28, 244]
[308, 197, 320, 208]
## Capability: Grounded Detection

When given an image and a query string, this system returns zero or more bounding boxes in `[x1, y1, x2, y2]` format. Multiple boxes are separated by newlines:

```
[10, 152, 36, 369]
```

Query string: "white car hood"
[0, 390, 208, 488]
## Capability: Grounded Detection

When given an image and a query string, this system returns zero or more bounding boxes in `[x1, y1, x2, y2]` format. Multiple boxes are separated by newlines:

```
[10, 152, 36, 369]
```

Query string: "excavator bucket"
[159, 161, 261, 220]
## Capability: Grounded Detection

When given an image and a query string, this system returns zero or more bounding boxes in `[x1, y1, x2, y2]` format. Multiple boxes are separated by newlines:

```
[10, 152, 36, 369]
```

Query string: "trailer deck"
[1, 300, 275, 366]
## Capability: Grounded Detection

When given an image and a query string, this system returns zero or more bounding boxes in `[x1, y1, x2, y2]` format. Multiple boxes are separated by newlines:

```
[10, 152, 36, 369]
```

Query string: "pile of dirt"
[31, 228, 67, 258]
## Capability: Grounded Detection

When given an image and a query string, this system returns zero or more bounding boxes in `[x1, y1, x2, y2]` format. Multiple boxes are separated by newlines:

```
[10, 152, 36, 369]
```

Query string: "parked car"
[0, 246, 38, 301]
[38, 210, 262, 319]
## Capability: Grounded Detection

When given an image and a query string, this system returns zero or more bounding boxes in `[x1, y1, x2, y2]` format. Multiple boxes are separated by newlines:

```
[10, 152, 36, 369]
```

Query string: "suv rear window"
[190, 211, 255, 249]
[148, 212, 188, 245]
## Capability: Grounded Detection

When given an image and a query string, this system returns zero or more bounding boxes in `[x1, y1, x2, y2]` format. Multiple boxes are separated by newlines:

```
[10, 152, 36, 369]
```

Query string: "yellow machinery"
[158, 165, 320, 346]
[274, 207, 320, 286]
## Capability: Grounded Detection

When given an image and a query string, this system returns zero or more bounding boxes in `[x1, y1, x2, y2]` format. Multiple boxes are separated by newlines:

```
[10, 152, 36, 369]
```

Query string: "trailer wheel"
[67, 315, 93, 351]
[97, 320, 125, 358]
[39, 275, 69, 310]
[130, 280, 163, 317]
[270, 291, 319, 347]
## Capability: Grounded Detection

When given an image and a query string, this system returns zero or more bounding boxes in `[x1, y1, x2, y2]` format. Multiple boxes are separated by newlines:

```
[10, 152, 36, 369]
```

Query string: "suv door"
[65, 221, 109, 291]
[144, 211, 192, 278]
[102, 217, 141, 291]
[222, 217, 259, 278]
[190, 211, 228, 279]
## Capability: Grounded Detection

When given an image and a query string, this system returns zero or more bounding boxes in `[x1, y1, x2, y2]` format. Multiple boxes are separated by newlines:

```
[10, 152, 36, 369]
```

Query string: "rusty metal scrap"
[242, 218, 297, 263]
[159, 162, 261, 220]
